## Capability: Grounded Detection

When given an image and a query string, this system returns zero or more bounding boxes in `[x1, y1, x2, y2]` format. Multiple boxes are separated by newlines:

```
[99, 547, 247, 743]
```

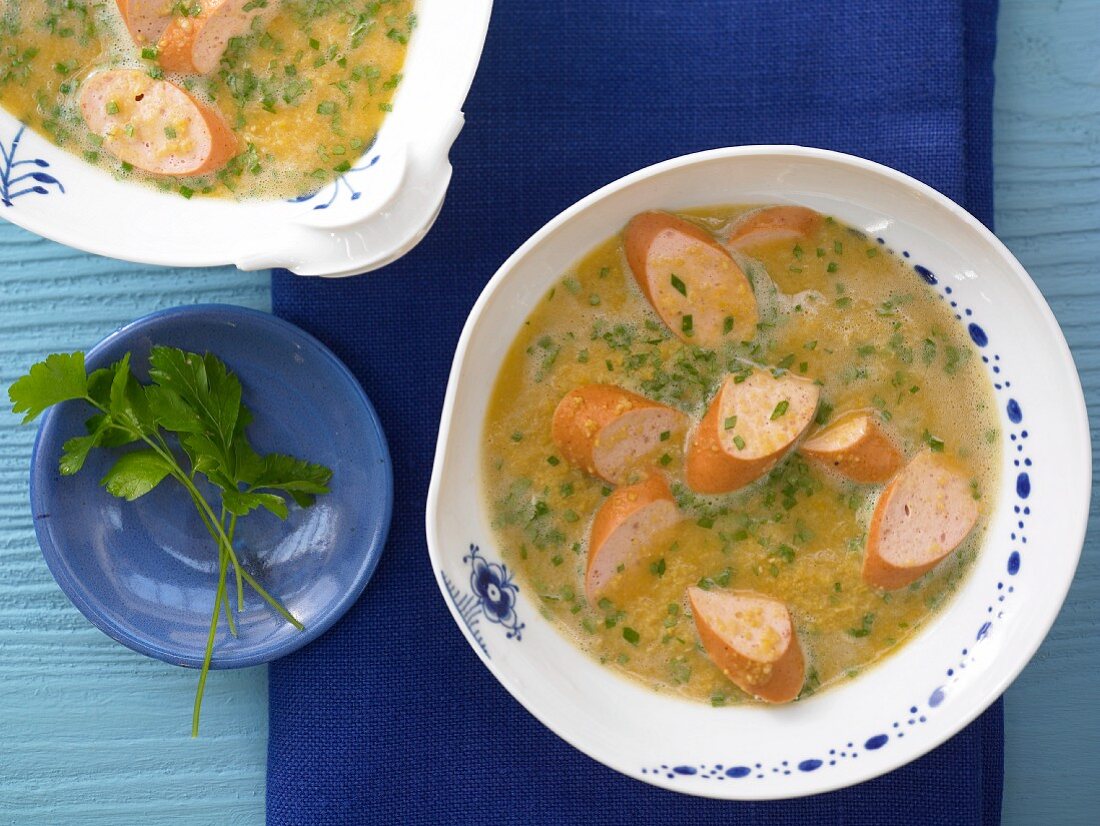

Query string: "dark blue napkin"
[268, 2, 1002, 823]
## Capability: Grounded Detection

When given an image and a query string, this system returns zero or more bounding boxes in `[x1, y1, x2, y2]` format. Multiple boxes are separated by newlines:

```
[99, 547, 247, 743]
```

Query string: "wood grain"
[995, 1, 1100, 823]
[0, 224, 269, 824]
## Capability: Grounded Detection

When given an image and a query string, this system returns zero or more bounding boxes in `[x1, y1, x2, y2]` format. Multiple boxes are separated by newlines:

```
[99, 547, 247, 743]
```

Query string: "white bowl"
[0, 0, 492, 278]
[426, 146, 1091, 798]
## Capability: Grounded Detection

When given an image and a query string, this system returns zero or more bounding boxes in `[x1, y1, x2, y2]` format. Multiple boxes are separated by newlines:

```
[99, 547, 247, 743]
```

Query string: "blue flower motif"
[468, 547, 520, 629]
[1, 125, 64, 207]
[441, 544, 524, 657]
[288, 154, 379, 210]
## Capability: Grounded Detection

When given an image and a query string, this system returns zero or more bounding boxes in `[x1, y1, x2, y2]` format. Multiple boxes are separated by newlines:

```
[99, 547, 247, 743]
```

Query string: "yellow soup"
[0, 0, 414, 199]
[482, 206, 1000, 706]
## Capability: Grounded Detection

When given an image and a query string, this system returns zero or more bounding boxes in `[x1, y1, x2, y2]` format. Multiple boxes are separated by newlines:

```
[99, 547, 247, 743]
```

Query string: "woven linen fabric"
[269, 1, 1003, 823]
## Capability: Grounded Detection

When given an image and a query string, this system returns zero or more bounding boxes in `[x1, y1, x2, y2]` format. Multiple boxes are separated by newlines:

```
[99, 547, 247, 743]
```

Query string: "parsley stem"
[218, 507, 238, 636]
[179, 481, 302, 629]
[193, 543, 229, 738]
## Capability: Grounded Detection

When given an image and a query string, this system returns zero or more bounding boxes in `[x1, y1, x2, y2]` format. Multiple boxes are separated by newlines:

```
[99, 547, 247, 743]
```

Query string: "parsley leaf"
[9, 352, 87, 422]
[9, 346, 332, 737]
[100, 450, 173, 501]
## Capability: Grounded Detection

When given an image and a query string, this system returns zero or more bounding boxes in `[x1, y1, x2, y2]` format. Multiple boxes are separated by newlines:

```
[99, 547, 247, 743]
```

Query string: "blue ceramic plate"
[30, 304, 393, 668]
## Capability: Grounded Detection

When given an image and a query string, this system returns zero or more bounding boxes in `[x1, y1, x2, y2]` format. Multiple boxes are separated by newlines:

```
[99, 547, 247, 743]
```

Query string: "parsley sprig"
[10, 348, 332, 735]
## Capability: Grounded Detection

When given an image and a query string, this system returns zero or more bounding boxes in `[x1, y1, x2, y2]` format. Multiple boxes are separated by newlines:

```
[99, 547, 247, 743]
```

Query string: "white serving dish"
[425, 146, 1091, 798]
[0, 0, 492, 278]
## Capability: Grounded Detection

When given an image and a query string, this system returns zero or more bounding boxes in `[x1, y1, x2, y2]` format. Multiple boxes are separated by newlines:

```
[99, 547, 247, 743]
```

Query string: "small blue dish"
[29, 304, 393, 668]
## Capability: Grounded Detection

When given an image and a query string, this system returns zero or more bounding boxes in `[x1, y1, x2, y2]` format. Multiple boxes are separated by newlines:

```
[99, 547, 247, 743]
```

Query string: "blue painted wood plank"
[995, 2, 1100, 824]
[0, 220, 270, 824]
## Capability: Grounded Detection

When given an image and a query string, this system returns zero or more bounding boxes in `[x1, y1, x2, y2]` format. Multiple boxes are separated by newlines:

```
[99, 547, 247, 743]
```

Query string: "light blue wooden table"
[1, 0, 1097, 822]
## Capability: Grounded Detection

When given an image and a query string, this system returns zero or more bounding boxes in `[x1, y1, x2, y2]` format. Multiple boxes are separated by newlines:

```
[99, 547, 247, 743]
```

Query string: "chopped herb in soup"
[0, 0, 414, 199]
[482, 205, 1000, 705]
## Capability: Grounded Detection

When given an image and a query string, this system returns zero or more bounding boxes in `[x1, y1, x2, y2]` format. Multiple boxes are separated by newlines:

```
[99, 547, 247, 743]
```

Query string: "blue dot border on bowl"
[632, 236, 1032, 783]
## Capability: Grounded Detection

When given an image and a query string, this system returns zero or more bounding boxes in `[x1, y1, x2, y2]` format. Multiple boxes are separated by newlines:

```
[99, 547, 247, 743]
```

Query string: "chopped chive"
[141, 47, 158, 60]
[834, 240, 843, 254]
[827, 261, 839, 274]
[334, 160, 352, 173]
[659, 453, 672, 466]
[792, 244, 803, 259]
[178, 186, 194, 200]
[770, 400, 790, 420]
[309, 38, 321, 50]
[723, 316, 734, 335]
[547, 455, 560, 466]
[835, 296, 852, 308]
[670, 273, 687, 296]
[723, 415, 738, 430]
[681, 315, 693, 336]
[910, 385, 920, 394]
[777, 353, 795, 370]
[866, 247, 879, 258]
[589, 294, 601, 306]
[164, 126, 177, 139]
[105, 100, 119, 115]
[804, 340, 817, 350]
[510, 432, 523, 442]
[816, 247, 826, 258]
[815, 402, 834, 426]
[622, 627, 640, 645]
[697, 516, 714, 529]
[120, 161, 133, 173]
[733, 435, 746, 450]
[929, 436, 945, 452]
[659, 430, 671, 442]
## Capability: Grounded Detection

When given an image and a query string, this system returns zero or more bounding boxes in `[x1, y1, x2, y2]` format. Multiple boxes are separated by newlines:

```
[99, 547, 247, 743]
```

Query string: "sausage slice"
[551, 385, 688, 485]
[685, 369, 819, 493]
[115, 0, 174, 47]
[80, 69, 238, 176]
[799, 411, 904, 483]
[688, 587, 805, 703]
[586, 473, 680, 602]
[623, 211, 758, 348]
[727, 206, 824, 251]
[863, 451, 979, 590]
[158, 0, 279, 75]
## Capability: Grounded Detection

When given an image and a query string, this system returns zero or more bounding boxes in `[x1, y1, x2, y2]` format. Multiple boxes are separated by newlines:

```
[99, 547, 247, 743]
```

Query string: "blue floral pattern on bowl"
[442, 544, 524, 658]
[289, 155, 380, 210]
[644, 239, 1032, 785]
[1, 125, 64, 207]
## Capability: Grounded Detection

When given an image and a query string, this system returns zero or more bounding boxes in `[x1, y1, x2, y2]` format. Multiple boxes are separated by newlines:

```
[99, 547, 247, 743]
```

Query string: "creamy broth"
[0, 0, 413, 199]
[482, 206, 1000, 705]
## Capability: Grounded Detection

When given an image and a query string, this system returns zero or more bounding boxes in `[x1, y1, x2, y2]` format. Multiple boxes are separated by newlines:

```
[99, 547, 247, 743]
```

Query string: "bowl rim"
[0, 0, 494, 277]
[426, 144, 1092, 798]
[30, 303, 394, 668]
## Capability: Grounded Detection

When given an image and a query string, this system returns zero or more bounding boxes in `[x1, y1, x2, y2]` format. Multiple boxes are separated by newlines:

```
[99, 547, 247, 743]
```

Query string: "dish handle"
[233, 111, 464, 277]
